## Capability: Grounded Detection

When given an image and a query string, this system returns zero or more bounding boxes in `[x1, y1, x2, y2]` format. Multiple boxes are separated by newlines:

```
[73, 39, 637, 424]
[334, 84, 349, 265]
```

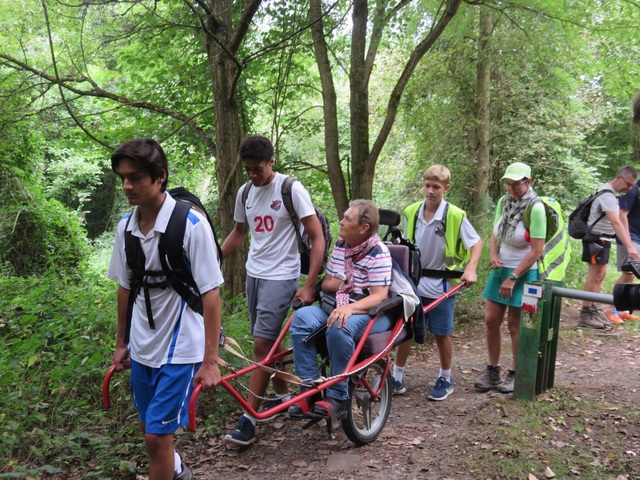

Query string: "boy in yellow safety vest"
[392, 165, 483, 400]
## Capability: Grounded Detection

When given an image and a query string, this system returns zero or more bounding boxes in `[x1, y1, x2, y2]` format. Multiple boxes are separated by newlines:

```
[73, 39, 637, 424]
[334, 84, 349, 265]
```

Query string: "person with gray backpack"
[574, 166, 640, 329]
[221, 135, 326, 447]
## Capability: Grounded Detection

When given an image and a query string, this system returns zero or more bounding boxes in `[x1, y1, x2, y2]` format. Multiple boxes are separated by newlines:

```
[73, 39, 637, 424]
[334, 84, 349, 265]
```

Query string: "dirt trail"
[183, 301, 640, 480]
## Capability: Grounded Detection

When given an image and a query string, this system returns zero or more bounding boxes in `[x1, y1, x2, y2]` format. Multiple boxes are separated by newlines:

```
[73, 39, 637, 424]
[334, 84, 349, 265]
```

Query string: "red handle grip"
[103, 365, 117, 409]
[188, 383, 204, 431]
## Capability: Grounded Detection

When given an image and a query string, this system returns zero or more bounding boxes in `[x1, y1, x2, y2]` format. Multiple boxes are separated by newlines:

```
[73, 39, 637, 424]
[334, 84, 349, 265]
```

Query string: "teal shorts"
[482, 268, 538, 307]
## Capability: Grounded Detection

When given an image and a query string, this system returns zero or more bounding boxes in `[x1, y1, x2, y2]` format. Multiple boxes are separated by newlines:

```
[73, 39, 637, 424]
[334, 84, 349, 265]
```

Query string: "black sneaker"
[257, 397, 287, 422]
[473, 365, 503, 392]
[223, 416, 256, 446]
[174, 462, 195, 480]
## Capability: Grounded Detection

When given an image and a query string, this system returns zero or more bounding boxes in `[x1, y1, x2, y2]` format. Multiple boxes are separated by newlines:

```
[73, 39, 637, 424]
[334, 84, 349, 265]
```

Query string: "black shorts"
[581, 239, 611, 265]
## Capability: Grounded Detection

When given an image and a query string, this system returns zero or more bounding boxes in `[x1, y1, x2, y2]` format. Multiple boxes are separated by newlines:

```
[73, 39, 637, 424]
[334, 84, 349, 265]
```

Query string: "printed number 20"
[254, 215, 274, 232]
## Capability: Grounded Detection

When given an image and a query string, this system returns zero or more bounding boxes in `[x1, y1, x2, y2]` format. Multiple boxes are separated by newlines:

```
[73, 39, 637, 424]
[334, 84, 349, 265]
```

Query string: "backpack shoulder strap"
[158, 201, 203, 315]
[159, 201, 190, 271]
[281, 176, 304, 249]
[123, 213, 147, 344]
[441, 202, 450, 233]
[240, 180, 253, 234]
[241, 180, 253, 208]
[522, 198, 543, 230]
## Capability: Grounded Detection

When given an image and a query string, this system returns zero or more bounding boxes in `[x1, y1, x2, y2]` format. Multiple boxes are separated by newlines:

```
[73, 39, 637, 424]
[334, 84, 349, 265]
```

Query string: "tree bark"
[309, 0, 349, 217]
[205, 0, 252, 301]
[350, 0, 463, 201]
[472, 7, 492, 216]
[350, 0, 371, 202]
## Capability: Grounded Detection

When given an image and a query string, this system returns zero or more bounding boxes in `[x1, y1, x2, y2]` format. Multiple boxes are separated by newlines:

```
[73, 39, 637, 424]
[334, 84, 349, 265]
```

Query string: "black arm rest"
[367, 296, 403, 317]
[303, 323, 327, 344]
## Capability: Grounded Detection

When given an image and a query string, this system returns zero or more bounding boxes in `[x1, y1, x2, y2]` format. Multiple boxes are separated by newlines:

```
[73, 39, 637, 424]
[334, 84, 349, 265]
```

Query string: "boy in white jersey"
[221, 135, 325, 446]
[392, 165, 482, 401]
[108, 138, 223, 480]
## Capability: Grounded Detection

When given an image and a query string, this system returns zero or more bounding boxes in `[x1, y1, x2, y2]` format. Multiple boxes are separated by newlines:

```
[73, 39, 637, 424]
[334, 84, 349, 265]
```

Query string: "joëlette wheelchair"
[103, 208, 464, 446]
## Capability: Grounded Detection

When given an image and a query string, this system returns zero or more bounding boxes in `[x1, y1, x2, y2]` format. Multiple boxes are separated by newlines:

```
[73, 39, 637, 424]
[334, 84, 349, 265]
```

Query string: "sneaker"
[577, 306, 604, 329]
[496, 369, 515, 394]
[619, 311, 640, 321]
[427, 377, 453, 401]
[257, 396, 286, 422]
[473, 365, 503, 392]
[174, 463, 195, 480]
[391, 378, 406, 395]
[605, 309, 624, 324]
[223, 416, 255, 446]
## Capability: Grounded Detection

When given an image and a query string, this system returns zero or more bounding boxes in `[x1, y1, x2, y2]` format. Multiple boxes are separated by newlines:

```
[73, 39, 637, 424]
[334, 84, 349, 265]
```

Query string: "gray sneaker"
[578, 306, 604, 329]
[496, 369, 515, 394]
[174, 463, 195, 480]
[473, 365, 503, 392]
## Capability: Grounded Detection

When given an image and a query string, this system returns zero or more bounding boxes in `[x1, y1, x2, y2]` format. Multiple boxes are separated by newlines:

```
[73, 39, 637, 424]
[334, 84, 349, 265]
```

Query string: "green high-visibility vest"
[404, 201, 470, 282]
[521, 196, 571, 281]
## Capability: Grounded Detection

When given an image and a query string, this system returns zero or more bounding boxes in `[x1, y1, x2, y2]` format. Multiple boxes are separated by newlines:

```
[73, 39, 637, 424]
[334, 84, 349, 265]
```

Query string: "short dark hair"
[239, 135, 274, 163]
[111, 138, 168, 192]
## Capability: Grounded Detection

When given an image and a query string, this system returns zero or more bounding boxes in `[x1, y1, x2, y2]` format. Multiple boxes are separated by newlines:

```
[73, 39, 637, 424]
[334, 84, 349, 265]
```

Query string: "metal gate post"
[513, 280, 562, 400]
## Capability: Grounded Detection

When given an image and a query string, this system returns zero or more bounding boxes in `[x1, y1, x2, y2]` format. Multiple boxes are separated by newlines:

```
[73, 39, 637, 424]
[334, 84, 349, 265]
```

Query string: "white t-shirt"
[410, 200, 481, 298]
[233, 172, 316, 280]
[108, 194, 224, 368]
[492, 198, 546, 269]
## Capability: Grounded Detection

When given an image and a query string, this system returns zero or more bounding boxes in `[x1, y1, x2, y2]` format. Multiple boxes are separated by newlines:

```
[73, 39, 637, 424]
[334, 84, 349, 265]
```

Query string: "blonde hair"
[423, 165, 451, 186]
[349, 199, 379, 235]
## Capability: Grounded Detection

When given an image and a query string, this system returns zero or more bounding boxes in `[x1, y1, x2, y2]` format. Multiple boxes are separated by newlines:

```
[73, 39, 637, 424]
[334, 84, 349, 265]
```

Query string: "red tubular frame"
[105, 283, 467, 431]
[187, 305, 408, 431]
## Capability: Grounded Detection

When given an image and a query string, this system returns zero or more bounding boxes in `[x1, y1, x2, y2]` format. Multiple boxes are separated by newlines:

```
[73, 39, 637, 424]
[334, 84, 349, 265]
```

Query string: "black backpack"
[241, 176, 332, 275]
[567, 190, 612, 240]
[123, 187, 222, 344]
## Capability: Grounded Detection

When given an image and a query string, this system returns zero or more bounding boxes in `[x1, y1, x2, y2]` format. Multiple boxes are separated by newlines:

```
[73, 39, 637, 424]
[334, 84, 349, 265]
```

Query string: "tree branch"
[369, 0, 462, 169]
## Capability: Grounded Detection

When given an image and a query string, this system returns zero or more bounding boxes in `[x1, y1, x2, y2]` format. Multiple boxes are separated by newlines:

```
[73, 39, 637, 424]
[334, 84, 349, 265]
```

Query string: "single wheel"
[342, 359, 392, 445]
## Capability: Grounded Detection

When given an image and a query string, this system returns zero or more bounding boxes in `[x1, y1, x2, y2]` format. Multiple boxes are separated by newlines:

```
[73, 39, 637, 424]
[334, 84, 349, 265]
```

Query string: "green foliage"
[0, 273, 133, 477]
[0, 174, 90, 278]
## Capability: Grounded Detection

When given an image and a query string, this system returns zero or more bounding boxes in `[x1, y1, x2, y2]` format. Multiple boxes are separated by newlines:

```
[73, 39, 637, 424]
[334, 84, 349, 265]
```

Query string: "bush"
[0, 174, 90, 278]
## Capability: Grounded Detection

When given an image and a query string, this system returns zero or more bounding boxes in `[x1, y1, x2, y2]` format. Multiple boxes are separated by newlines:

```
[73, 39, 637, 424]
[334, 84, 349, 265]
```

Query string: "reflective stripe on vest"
[523, 197, 571, 282]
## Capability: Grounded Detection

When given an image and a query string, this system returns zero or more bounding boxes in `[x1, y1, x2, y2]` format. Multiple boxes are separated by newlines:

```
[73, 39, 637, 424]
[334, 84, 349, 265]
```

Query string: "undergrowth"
[0, 273, 257, 479]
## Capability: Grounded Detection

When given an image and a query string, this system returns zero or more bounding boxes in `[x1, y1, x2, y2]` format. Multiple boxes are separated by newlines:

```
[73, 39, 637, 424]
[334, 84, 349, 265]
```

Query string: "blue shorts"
[130, 360, 200, 434]
[482, 268, 538, 307]
[246, 276, 298, 341]
[422, 295, 456, 336]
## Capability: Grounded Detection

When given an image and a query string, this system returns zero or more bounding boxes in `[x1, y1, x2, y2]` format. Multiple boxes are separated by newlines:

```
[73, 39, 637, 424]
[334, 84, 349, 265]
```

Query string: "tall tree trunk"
[472, 7, 492, 216]
[206, 1, 247, 301]
[309, 0, 349, 217]
[350, 0, 372, 201]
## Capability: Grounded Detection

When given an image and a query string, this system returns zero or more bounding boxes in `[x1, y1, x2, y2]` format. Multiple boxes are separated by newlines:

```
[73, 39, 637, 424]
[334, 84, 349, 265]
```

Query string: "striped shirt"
[326, 239, 392, 293]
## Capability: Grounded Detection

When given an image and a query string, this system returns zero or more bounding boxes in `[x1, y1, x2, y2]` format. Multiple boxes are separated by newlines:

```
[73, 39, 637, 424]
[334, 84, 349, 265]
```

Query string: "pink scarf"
[335, 233, 381, 307]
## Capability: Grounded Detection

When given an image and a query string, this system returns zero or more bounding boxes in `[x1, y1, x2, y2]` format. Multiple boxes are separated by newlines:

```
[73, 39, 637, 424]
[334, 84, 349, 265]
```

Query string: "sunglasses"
[505, 178, 528, 189]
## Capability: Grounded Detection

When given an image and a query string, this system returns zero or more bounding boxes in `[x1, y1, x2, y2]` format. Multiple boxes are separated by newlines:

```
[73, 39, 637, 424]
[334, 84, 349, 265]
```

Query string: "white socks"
[243, 413, 257, 425]
[439, 369, 451, 382]
[393, 365, 405, 382]
[174, 450, 182, 475]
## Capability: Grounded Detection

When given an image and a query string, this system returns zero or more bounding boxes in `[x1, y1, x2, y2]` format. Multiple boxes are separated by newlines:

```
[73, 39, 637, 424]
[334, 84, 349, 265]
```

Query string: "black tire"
[341, 359, 392, 445]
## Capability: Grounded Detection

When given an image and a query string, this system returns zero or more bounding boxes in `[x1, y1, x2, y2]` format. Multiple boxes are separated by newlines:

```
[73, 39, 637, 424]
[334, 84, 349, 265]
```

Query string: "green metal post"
[513, 280, 562, 400]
